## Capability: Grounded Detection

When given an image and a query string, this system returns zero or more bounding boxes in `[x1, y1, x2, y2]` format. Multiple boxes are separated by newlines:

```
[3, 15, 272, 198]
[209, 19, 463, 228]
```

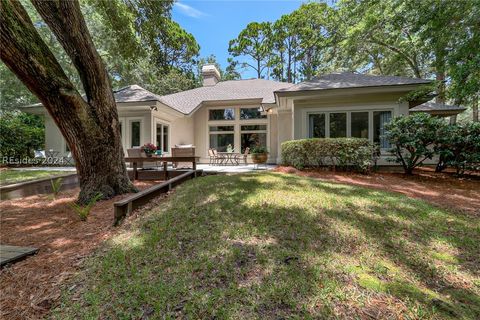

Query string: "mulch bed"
[274, 166, 480, 216]
[0, 181, 163, 320]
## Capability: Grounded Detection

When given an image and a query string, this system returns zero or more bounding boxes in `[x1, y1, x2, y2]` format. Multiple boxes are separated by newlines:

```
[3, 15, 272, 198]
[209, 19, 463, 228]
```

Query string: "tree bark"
[0, 0, 135, 204]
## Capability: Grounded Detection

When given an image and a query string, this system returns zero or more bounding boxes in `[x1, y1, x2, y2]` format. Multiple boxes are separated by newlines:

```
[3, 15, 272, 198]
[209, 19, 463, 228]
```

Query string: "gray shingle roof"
[410, 101, 466, 112]
[277, 72, 431, 92]
[158, 79, 292, 114]
[114, 85, 163, 103]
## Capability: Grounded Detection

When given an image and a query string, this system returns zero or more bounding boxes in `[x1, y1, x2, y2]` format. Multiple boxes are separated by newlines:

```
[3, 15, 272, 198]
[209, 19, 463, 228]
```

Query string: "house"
[24, 65, 465, 165]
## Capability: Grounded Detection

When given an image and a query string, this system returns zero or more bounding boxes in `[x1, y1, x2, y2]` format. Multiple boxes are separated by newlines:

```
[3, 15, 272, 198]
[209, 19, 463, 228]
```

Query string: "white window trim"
[207, 106, 269, 153]
[127, 117, 144, 148]
[303, 108, 394, 145]
[154, 118, 171, 154]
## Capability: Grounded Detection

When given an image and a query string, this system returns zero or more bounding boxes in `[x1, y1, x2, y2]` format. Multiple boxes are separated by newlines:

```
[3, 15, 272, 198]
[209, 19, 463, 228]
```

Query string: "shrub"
[281, 138, 378, 173]
[436, 122, 480, 175]
[50, 177, 63, 200]
[384, 113, 445, 174]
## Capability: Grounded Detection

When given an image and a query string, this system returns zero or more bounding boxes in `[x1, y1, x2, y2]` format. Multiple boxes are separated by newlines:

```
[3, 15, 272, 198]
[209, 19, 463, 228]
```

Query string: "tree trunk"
[0, 0, 135, 204]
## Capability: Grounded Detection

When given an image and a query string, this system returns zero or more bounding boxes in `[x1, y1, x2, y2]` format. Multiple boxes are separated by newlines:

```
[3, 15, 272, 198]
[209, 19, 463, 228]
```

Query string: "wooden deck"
[0, 245, 38, 267]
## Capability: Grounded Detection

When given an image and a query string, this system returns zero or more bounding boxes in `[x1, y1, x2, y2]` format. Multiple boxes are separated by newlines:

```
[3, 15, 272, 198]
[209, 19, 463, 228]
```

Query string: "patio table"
[218, 152, 241, 165]
[124, 156, 200, 180]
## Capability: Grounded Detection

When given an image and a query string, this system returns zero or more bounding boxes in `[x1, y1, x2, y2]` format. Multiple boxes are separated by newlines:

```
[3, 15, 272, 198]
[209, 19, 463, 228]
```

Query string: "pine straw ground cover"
[0, 181, 163, 320]
[52, 173, 479, 319]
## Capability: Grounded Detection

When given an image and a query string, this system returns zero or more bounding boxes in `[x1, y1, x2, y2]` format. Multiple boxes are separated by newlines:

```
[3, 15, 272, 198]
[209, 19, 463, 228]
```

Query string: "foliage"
[141, 143, 156, 155]
[436, 122, 480, 175]
[0, 110, 44, 159]
[70, 192, 103, 221]
[53, 173, 480, 319]
[384, 113, 445, 174]
[281, 138, 378, 173]
[50, 177, 63, 199]
[250, 145, 268, 154]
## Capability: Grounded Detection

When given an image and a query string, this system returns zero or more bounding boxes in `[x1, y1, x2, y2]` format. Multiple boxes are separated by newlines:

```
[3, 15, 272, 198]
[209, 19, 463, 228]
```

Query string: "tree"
[228, 22, 273, 78]
[1, 0, 135, 203]
[384, 113, 445, 174]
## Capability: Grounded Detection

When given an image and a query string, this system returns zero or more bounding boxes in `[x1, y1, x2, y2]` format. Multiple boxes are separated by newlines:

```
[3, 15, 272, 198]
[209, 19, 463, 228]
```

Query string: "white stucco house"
[24, 64, 464, 164]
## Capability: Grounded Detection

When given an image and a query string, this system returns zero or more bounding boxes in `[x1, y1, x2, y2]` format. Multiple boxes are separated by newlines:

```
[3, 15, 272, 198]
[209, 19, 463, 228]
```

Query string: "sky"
[172, 0, 304, 79]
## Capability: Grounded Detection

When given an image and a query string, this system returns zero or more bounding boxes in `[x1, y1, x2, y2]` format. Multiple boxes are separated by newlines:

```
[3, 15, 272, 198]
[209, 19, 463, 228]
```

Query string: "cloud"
[174, 2, 208, 18]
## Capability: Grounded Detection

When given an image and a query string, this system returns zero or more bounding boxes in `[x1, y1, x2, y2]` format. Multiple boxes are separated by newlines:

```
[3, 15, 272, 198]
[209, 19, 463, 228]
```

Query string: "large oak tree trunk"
[1, 0, 135, 204]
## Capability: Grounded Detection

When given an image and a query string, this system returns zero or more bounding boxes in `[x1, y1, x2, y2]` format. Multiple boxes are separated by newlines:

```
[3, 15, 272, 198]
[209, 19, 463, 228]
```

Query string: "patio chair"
[208, 148, 216, 165]
[235, 147, 250, 165]
[212, 149, 226, 166]
[127, 148, 144, 169]
[34, 150, 46, 159]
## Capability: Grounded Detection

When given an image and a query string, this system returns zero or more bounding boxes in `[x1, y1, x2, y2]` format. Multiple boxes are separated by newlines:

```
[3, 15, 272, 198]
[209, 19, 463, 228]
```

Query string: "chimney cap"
[201, 64, 221, 86]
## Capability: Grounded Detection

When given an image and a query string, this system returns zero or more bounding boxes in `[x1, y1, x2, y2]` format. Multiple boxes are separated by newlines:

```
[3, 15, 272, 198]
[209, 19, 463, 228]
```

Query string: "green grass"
[53, 173, 480, 319]
[0, 169, 68, 185]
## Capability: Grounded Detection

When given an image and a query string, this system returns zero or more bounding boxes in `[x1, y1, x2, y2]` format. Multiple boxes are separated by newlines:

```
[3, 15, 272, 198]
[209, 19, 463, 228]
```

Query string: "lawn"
[0, 169, 70, 185]
[53, 173, 480, 319]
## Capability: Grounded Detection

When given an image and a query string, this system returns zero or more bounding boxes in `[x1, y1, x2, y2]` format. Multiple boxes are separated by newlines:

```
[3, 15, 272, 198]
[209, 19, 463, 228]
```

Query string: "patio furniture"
[34, 150, 46, 159]
[235, 147, 250, 165]
[171, 145, 196, 169]
[124, 155, 199, 180]
[218, 151, 241, 165]
[61, 152, 74, 166]
[45, 149, 59, 158]
[127, 148, 145, 169]
[212, 149, 227, 165]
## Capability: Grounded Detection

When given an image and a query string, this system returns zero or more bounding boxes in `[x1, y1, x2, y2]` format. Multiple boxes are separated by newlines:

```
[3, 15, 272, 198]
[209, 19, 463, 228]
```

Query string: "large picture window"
[240, 107, 266, 120]
[308, 113, 325, 138]
[374, 111, 392, 148]
[156, 122, 169, 153]
[209, 125, 234, 152]
[209, 108, 235, 120]
[240, 125, 267, 153]
[130, 121, 141, 147]
[351, 112, 369, 139]
[329, 113, 347, 138]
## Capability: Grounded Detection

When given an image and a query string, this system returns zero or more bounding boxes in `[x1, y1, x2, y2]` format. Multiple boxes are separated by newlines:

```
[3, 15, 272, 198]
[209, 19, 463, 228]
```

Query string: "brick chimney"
[201, 64, 221, 86]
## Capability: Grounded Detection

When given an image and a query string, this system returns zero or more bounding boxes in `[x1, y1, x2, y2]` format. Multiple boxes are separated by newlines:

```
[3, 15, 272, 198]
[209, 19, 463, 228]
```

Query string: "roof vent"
[201, 64, 221, 86]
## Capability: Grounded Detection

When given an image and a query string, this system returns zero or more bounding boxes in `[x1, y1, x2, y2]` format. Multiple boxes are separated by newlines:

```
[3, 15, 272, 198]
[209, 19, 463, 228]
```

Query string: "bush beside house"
[281, 138, 378, 173]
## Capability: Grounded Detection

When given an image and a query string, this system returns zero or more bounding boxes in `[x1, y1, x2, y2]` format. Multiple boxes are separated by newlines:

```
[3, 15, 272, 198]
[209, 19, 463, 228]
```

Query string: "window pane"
[309, 114, 325, 138]
[374, 111, 392, 148]
[209, 125, 234, 132]
[351, 112, 369, 139]
[240, 108, 266, 119]
[329, 113, 347, 138]
[241, 125, 267, 131]
[163, 125, 169, 152]
[156, 123, 162, 150]
[209, 133, 234, 152]
[131, 121, 140, 147]
[209, 109, 235, 120]
[241, 132, 266, 153]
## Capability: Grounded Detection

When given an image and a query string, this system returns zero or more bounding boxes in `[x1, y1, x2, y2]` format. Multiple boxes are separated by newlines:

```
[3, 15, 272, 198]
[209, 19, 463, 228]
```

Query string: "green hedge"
[281, 138, 378, 173]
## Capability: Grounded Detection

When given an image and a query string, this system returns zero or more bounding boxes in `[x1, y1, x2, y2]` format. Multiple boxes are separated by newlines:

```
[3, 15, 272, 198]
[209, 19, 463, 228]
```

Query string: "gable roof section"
[277, 72, 431, 93]
[113, 85, 163, 103]
[410, 101, 466, 113]
[158, 79, 292, 114]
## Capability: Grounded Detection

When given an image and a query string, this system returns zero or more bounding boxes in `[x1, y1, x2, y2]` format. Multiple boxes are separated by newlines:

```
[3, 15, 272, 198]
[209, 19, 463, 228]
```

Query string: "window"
[241, 125, 267, 152]
[209, 125, 234, 152]
[351, 112, 369, 139]
[374, 111, 392, 148]
[156, 122, 169, 153]
[240, 107, 266, 120]
[329, 113, 347, 138]
[308, 114, 325, 138]
[131, 121, 141, 147]
[209, 108, 235, 120]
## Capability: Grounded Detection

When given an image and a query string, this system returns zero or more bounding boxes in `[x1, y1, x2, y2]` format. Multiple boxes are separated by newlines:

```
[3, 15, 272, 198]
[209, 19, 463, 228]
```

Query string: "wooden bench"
[113, 170, 202, 225]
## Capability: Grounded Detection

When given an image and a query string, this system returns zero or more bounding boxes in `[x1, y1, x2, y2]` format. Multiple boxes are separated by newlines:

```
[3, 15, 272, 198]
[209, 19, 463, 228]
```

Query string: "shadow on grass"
[55, 172, 480, 319]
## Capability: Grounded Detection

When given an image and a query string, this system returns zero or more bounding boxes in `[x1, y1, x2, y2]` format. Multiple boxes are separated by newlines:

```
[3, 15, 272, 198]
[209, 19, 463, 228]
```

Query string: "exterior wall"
[45, 116, 66, 156]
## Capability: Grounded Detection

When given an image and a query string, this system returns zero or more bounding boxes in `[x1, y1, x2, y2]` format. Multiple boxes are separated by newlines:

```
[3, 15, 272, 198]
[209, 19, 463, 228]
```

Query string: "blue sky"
[172, 0, 303, 79]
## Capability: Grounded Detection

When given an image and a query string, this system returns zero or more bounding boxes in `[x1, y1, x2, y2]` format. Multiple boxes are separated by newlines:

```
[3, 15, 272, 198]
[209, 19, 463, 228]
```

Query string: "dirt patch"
[0, 181, 161, 320]
[274, 166, 480, 216]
